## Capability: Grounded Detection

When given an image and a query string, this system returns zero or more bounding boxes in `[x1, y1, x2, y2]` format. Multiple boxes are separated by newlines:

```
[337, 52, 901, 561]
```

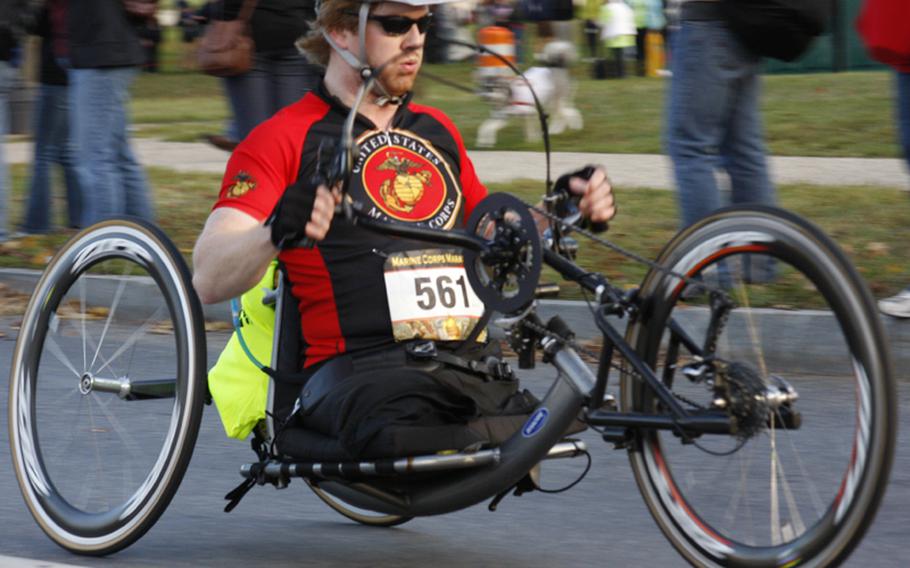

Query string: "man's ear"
[327, 27, 355, 51]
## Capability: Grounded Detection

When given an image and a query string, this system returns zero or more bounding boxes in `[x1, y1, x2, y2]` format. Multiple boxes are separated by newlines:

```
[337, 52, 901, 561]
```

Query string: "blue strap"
[230, 297, 270, 372]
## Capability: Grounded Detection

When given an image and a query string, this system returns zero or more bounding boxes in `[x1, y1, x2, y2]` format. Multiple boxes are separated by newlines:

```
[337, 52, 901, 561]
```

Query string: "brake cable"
[330, 37, 722, 298]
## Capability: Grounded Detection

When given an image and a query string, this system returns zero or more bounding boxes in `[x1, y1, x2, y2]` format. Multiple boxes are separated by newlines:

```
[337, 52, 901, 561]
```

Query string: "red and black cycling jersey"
[214, 82, 488, 367]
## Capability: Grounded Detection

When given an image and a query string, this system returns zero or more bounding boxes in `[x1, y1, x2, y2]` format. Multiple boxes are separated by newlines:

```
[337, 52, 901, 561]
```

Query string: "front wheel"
[622, 206, 895, 567]
[8, 219, 207, 555]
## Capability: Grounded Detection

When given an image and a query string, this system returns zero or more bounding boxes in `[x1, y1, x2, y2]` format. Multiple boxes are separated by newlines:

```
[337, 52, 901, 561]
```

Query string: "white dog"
[477, 40, 584, 148]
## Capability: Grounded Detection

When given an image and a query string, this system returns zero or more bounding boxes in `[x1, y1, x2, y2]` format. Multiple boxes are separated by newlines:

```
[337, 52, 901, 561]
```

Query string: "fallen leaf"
[149, 320, 174, 334]
[865, 242, 890, 256]
[205, 320, 234, 332]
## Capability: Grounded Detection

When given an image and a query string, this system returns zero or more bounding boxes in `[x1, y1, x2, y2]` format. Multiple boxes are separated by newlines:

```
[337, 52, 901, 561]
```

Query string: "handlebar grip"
[585, 220, 609, 234]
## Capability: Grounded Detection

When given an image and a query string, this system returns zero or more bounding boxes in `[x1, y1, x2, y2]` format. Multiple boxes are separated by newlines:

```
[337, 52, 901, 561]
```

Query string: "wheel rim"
[9, 222, 203, 552]
[626, 213, 892, 566]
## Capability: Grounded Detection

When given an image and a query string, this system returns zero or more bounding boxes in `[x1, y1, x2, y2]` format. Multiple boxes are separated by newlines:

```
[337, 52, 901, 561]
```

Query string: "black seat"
[267, 267, 539, 463]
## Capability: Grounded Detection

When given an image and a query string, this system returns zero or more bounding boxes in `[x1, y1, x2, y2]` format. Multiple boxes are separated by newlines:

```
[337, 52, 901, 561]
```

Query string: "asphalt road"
[1, 316, 908, 568]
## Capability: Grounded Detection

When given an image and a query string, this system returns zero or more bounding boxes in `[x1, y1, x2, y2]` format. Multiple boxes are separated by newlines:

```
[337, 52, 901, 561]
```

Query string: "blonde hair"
[297, 0, 366, 66]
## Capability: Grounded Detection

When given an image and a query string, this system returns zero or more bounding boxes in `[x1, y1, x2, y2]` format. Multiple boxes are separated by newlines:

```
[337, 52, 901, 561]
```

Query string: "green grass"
[129, 27, 898, 157]
[7, 165, 910, 301]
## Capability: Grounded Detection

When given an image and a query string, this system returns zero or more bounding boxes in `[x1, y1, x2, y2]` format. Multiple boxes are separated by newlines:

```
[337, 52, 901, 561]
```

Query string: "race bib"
[384, 249, 486, 342]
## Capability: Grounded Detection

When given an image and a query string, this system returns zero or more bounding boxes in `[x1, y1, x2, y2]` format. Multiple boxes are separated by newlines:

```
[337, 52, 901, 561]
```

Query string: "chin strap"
[321, 2, 371, 73]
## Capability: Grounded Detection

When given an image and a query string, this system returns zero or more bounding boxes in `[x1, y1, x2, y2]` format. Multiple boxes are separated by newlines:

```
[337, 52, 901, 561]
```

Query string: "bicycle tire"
[8, 218, 207, 555]
[306, 479, 413, 527]
[621, 206, 895, 567]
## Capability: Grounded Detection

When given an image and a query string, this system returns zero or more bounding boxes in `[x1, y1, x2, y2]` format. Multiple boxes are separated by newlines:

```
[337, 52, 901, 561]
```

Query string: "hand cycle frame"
[8, 47, 897, 568]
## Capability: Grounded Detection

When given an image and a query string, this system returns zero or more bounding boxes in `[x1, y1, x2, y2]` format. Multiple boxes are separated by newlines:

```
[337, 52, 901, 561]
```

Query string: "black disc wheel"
[464, 192, 541, 315]
[306, 480, 413, 527]
[622, 206, 895, 567]
[8, 218, 207, 555]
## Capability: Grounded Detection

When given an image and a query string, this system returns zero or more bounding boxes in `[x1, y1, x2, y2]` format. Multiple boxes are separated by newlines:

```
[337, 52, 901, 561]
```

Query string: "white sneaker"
[878, 288, 910, 318]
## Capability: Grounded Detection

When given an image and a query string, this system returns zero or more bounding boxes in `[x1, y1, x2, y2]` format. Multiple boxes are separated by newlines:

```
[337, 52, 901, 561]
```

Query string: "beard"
[378, 71, 417, 97]
[374, 50, 422, 98]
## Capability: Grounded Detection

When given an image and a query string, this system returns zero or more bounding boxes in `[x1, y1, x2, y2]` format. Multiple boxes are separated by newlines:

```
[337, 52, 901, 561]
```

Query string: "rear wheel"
[622, 206, 895, 567]
[306, 480, 413, 527]
[8, 218, 206, 555]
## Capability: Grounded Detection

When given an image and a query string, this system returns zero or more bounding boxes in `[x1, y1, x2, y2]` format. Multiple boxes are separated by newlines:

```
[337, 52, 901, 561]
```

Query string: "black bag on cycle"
[720, 0, 829, 62]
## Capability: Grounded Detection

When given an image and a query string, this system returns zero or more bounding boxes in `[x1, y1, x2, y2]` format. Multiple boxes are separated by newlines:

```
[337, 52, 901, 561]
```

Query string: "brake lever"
[552, 166, 609, 235]
[283, 140, 354, 249]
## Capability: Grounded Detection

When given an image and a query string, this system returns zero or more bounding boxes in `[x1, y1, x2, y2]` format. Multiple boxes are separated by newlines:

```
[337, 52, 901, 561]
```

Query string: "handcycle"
[8, 44, 897, 568]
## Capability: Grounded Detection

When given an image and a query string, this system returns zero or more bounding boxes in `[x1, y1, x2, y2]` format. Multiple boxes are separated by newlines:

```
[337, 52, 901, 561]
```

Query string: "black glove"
[552, 165, 608, 233]
[264, 176, 320, 250]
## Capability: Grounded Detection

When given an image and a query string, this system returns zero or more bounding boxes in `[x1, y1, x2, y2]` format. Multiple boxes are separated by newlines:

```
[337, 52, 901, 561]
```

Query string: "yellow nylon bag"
[207, 262, 278, 439]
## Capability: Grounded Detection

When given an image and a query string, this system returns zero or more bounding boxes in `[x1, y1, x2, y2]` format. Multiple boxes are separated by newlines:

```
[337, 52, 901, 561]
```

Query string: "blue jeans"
[224, 52, 322, 141]
[666, 20, 776, 229]
[897, 71, 910, 170]
[70, 66, 154, 226]
[23, 83, 82, 233]
[0, 60, 15, 241]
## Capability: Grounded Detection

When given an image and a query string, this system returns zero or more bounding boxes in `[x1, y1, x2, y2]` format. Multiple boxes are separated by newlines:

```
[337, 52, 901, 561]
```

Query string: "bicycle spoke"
[775, 407, 827, 515]
[89, 391, 151, 466]
[89, 268, 131, 372]
[81, 277, 88, 372]
[93, 304, 168, 378]
[735, 283, 768, 379]
[44, 334, 83, 379]
[776, 447, 807, 540]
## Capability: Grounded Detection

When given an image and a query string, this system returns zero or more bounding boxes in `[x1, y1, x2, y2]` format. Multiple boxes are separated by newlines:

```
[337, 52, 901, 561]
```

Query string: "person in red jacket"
[858, 0, 910, 317]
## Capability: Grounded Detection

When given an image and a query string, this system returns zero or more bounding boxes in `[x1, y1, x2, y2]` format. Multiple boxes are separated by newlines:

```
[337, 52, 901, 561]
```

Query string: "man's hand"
[567, 165, 616, 225]
[265, 179, 341, 250]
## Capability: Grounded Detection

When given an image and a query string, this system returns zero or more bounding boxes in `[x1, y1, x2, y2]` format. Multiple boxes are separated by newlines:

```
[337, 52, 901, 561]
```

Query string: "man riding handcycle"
[8, 0, 896, 565]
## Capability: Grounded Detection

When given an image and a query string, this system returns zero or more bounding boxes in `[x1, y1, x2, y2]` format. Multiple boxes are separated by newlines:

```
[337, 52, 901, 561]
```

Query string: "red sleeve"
[213, 95, 330, 221]
[408, 103, 487, 224]
[459, 151, 486, 222]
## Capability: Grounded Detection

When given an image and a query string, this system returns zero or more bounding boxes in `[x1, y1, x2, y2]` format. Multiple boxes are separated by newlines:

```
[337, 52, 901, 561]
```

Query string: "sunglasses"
[367, 13, 433, 36]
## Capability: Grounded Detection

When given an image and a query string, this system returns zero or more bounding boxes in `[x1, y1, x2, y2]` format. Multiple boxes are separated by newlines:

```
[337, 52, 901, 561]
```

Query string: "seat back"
[264, 266, 303, 442]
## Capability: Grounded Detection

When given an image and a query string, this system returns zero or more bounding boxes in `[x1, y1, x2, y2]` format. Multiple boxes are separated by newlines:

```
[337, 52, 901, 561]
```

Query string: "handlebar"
[348, 207, 490, 253]
[345, 198, 611, 302]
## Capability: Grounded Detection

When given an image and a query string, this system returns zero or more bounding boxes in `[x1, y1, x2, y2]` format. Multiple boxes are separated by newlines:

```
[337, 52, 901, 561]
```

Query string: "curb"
[2, 268, 906, 376]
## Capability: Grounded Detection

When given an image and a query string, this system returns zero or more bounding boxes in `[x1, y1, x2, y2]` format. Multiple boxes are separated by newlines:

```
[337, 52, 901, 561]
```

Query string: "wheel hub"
[79, 373, 93, 395]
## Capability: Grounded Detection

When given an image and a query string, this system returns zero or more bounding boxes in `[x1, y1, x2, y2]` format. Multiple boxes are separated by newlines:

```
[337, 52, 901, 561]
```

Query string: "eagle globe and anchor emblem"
[354, 130, 462, 229]
[378, 153, 432, 214]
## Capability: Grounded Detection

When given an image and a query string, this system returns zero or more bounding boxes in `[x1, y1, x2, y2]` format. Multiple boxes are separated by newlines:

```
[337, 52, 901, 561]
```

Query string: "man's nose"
[402, 23, 424, 49]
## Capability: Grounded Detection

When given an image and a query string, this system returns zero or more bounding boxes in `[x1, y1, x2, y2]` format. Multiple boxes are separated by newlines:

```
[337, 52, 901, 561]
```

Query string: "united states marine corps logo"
[352, 129, 462, 229]
[378, 154, 431, 214]
[226, 171, 256, 198]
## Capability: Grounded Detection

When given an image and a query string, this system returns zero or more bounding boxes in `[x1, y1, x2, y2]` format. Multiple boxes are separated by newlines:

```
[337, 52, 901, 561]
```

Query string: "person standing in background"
[599, 0, 635, 79]
[628, 0, 648, 76]
[0, 0, 37, 242]
[856, 0, 910, 317]
[219, 0, 323, 142]
[67, 0, 155, 226]
[665, 0, 775, 230]
[581, 0, 601, 61]
[21, 0, 82, 234]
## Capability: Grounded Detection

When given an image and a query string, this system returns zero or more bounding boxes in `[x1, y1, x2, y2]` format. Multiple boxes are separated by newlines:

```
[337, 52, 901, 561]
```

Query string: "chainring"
[464, 193, 542, 315]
